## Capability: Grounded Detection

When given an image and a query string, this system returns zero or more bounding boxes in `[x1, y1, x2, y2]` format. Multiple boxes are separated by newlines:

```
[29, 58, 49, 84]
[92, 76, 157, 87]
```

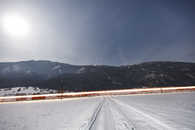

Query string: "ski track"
[108, 98, 136, 130]
[79, 98, 104, 130]
[109, 97, 175, 130]
[0, 92, 195, 130]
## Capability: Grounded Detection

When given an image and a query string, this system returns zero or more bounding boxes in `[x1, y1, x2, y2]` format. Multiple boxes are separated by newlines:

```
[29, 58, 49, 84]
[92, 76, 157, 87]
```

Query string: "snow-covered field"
[0, 87, 57, 96]
[0, 92, 195, 130]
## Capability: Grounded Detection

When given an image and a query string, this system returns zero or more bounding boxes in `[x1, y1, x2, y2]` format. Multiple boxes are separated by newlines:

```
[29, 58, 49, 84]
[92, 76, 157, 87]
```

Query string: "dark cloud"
[0, 0, 194, 65]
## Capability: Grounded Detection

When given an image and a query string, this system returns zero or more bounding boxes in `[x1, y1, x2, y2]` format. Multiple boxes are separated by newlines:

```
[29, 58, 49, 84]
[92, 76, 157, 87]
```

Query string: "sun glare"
[2, 14, 30, 38]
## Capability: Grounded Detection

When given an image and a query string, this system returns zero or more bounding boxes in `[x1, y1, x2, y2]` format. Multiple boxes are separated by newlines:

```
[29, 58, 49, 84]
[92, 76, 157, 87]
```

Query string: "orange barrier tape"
[31, 96, 46, 100]
[0, 86, 195, 103]
[16, 97, 31, 101]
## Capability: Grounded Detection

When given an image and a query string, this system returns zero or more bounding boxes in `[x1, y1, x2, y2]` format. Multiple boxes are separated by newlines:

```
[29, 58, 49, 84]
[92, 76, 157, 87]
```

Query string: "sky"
[0, 0, 194, 65]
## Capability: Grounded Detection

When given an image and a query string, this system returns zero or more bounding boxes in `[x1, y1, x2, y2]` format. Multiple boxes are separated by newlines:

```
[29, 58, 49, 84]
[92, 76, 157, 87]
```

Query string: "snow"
[145, 73, 157, 79]
[52, 65, 61, 70]
[77, 67, 86, 73]
[115, 92, 195, 130]
[12, 64, 21, 72]
[0, 87, 57, 96]
[0, 92, 195, 130]
[52, 65, 63, 74]
[1, 65, 21, 73]
[1, 64, 32, 74]
[25, 70, 32, 74]
[1, 66, 11, 73]
[0, 97, 102, 130]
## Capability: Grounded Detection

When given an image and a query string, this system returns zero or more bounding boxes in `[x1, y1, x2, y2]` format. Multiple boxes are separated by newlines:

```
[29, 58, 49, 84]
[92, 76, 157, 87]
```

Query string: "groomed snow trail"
[90, 97, 175, 130]
[79, 98, 104, 130]
[0, 92, 195, 130]
[109, 97, 174, 130]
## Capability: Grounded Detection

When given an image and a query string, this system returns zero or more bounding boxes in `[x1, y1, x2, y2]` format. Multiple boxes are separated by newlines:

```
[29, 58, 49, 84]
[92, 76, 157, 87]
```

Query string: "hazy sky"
[0, 0, 194, 65]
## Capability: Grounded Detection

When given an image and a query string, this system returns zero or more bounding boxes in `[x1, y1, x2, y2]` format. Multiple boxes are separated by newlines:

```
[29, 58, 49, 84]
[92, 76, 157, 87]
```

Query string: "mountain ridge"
[0, 60, 195, 92]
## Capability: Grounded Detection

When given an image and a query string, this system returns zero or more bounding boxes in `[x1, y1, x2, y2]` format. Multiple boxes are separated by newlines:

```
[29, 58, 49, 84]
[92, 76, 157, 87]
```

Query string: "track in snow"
[107, 98, 136, 130]
[109, 97, 174, 130]
[90, 97, 174, 130]
[0, 92, 195, 130]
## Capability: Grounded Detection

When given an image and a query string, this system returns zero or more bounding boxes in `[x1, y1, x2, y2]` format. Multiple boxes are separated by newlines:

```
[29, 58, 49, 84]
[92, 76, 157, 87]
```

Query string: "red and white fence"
[0, 86, 195, 103]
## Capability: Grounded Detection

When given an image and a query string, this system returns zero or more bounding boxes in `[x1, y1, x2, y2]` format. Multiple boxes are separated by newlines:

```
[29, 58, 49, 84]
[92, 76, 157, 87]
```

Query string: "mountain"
[0, 60, 81, 77]
[0, 60, 82, 88]
[0, 61, 195, 92]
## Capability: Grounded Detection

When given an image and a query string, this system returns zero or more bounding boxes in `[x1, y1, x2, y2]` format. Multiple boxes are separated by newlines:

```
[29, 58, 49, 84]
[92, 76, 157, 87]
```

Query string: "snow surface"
[52, 65, 61, 70]
[0, 92, 195, 130]
[0, 87, 57, 96]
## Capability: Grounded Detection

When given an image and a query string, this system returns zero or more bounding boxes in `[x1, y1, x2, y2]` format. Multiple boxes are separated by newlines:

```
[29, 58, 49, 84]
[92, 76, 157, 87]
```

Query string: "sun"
[2, 13, 30, 38]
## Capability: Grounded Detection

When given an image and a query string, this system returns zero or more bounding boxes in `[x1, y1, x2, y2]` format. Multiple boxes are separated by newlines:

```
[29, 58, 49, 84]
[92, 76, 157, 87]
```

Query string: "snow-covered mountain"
[0, 60, 195, 92]
[0, 60, 81, 79]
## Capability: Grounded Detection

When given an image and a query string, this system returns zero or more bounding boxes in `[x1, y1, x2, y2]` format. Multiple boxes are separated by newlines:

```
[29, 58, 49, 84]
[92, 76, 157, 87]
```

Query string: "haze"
[0, 0, 194, 65]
